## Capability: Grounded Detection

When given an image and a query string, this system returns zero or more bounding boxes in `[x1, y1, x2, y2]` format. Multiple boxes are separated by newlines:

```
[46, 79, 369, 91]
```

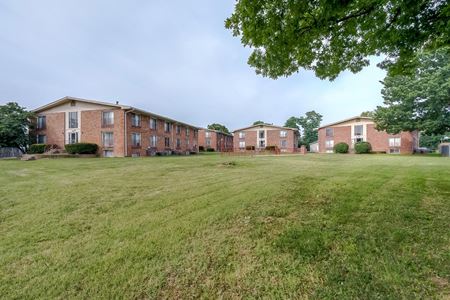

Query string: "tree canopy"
[284, 116, 300, 129]
[0, 102, 33, 152]
[207, 123, 230, 134]
[253, 120, 267, 125]
[284, 111, 323, 147]
[226, 0, 449, 80]
[374, 47, 450, 135]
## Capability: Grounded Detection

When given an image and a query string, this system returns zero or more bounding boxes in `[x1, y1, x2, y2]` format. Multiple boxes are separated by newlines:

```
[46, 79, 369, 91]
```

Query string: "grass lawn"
[1, 154, 449, 298]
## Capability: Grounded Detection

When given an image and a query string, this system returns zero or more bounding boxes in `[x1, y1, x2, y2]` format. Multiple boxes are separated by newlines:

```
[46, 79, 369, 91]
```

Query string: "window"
[239, 141, 245, 148]
[150, 135, 157, 147]
[149, 118, 157, 130]
[176, 125, 181, 134]
[239, 132, 245, 139]
[259, 140, 266, 148]
[389, 148, 400, 154]
[103, 150, 113, 157]
[389, 137, 401, 147]
[102, 132, 114, 147]
[354, 125, 363, 136]
[164, 122, 171, 133]
[205, 131, 211, 138]
[186, 128, 190, 136]
[186, 138, 190, 146]
[281, 140, 287, 148]
[326, 128, 334, 137]
[206, 139, 211, 146]
[37, 116, 46, 129]
[69, 112, 78, 128]
[37, 134, 46, 144]
[131, 133, 141, 147]
[131, 114, 141, 127]
[176, 138, 181, 148]
[194, 130, 198, 138]
[102, 111, 114, 127]
[325, 140, 334, 148]
[164, 137, 171, 148]
[280, 130, 288, 138]
[259, 130, 265, 139]
[68, 132, 78, 144]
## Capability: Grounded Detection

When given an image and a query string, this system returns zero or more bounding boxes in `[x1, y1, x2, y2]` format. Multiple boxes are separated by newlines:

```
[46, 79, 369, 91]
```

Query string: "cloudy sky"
[0, 0, 386, 129]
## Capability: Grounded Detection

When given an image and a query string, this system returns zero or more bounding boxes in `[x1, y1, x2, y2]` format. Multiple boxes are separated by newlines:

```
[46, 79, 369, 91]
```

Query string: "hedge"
[199, 146, 205, 152]
[206, 148, 215, 152]
[65, 143, 98, 154]
[334, 142, 349, 153]
[265, 145, 278, 151]
[355, 141, 372, 154]
[245, 145, 255, 151]
[28, 144, 46, 154]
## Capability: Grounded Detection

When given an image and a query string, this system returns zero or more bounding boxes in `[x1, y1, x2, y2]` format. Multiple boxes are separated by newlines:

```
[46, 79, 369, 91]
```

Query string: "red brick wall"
[366, 124, 417, 154]
[36, 112, 65, 149]
[233, 127, 298, 153]
[199, 130, 233, 152]
[80, 109, 125, 156]
[318, 126, 352, 152]
[318, 124, 417, 154]
[125, 113, 198, 156]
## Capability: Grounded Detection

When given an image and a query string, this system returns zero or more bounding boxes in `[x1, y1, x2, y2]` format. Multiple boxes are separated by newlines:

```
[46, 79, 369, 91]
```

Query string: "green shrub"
[65, 143, 98, 154]
[355, 141, 372, 154]
[245, 145, 255, 151]
[334, 142, 349, 153]
[28, 144, 46, 154]
[265, 145, 278, 151]
[199, 146, 205, 152]
[206, 148, 215, 152]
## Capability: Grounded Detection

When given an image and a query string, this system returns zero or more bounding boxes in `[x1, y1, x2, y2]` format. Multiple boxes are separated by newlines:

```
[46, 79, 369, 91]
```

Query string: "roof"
[318, 116, 374, 129]
[199, 128, 233, 136]
[32, 96, 200, 129]
[232, 123, 299, 133]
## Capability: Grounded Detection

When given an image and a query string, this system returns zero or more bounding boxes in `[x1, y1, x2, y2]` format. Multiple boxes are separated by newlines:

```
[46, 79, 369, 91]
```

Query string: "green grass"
[1, 154, 449, 299]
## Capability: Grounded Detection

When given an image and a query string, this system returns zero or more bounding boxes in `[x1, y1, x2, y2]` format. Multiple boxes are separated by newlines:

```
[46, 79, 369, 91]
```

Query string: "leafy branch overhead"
[374, 47, 450, 135]
[226, 0, 450, 80]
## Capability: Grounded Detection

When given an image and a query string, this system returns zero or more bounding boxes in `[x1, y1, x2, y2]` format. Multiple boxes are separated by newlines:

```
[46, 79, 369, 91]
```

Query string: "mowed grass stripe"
[0, 154, 449, 298]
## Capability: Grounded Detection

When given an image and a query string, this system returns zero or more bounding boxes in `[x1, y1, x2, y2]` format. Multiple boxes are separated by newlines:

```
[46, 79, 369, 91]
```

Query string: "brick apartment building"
[317, 116, 419, 154]
[32, 96, 199, 157]
[233, 124, 299, 153]
[198, 129, 233, 152]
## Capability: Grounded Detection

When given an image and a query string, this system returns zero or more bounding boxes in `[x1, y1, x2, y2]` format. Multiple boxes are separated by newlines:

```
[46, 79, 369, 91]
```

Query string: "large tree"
[207, 123, 230, 134]
[298, 111, 323, 146]
[225, 0, 449, 80]
[374, 47, 450, 135]
[284, 111, 323, 147]
[284, 116, 300, 129]
[0, 102, 34, 153]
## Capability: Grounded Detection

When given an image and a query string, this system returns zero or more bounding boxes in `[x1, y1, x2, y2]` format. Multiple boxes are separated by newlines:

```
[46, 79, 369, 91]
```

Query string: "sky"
[0, 0, 387, 130]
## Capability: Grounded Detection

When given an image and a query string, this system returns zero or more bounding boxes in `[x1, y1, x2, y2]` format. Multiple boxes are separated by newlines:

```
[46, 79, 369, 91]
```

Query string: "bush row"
[65, 143, 98, 154]
[333, 142, 372, 154]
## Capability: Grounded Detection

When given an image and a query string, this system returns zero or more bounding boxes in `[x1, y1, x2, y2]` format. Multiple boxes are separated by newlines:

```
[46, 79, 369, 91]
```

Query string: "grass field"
[1, 154, 449, 299]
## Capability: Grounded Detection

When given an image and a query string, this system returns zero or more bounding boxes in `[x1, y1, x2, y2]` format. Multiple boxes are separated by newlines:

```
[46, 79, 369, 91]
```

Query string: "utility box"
[439, 143, 450, 157]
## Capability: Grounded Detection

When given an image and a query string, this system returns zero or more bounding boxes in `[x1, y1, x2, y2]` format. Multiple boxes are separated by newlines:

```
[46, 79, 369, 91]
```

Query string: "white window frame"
[68, 132, 79, 144]
[131, 133, 141, 147]
[280, 130, 288, 138]
[102, 111, 114, 126]
[389, 137, 401, 147]
[239, 141, 245, 149]
[281, 140, 287, 148]
[37, 116, 46, 129]
[325, 140, 334, 148]
[68, 111, 78, 129]
[150, 135, 157, 147]
[102, 132, 114, 147]
[131, 114, 141, 127]
[239, 132, 245, 139]
[37, 134, 46, 144]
